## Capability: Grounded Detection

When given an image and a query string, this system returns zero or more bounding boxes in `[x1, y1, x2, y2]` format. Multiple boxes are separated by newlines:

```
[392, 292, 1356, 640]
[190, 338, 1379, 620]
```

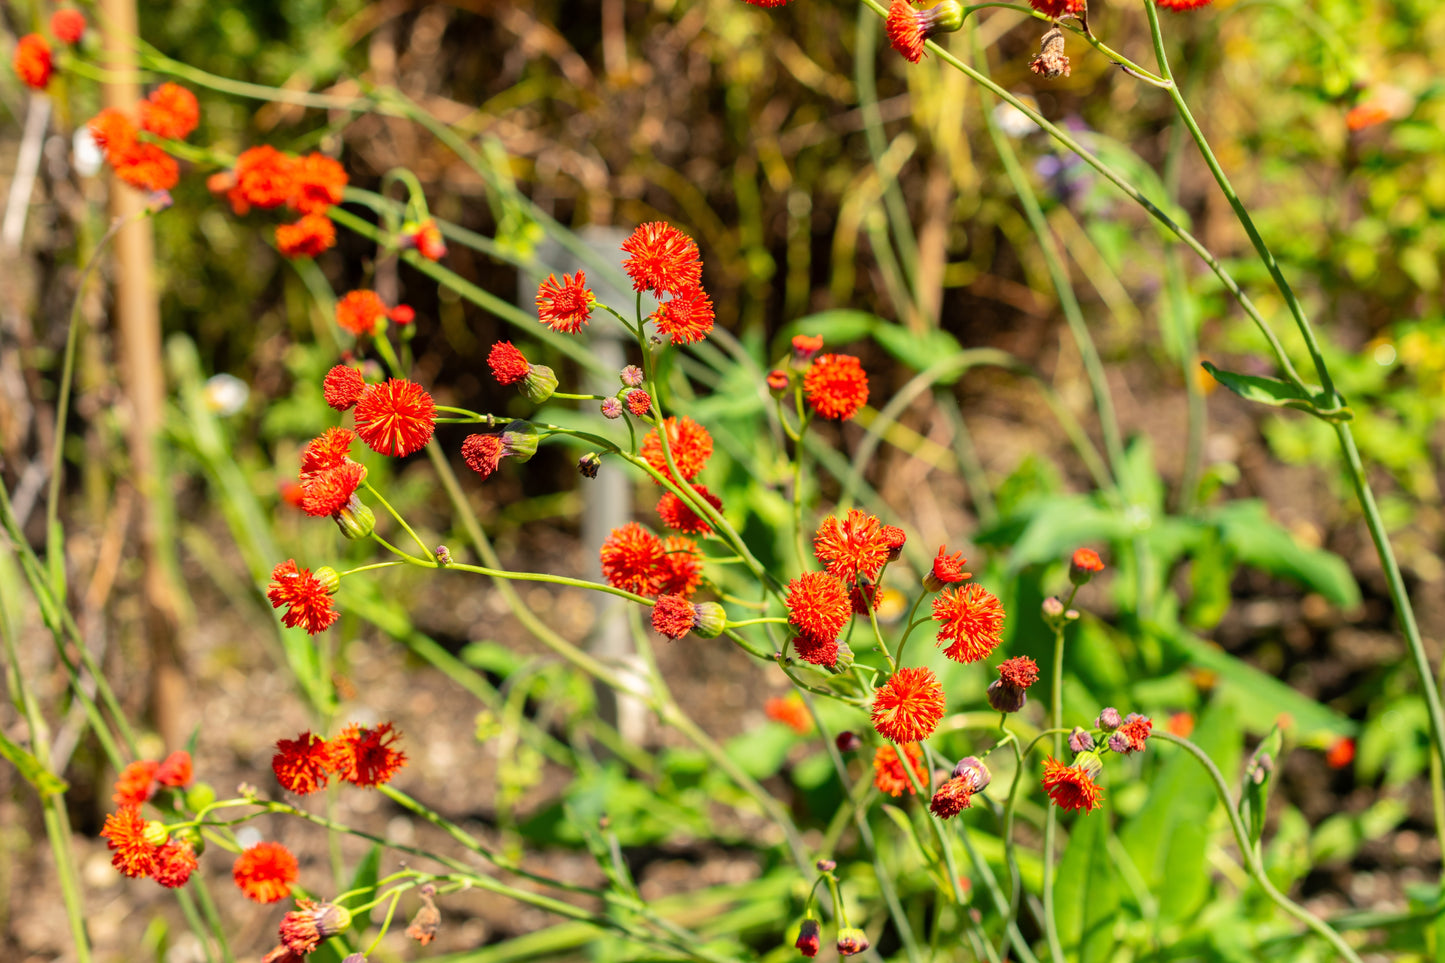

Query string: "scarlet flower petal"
[13, 35, 52, 90]
[273, 731, 333, 795]
[804, 354, 868, 420]
[872, 743, 926, 797]
[233, 841, 299, 903]
[786, 571, 851, 642]
[1041, 756, 1104, 812]
[155, 751, 193, 788]
[323, 365, 367, 411]
[488, 341, 531, 385]
[353, 379, 437, 457]
[267, 559, 339, 635]
[601, 522, 664, 596]
[101, 806, 158, 879]
[813, 509, 891, 585]
[140, 83, 200, 140]
[621, 222, 703, 295]
[641, 417, 714, 484]
[651, 285, 715, 344]
[335, 290, 388, 336]
[329, 722, 407, 787]
[651, 594, 697, 639]
[536, 271, 593, 333]
[932, 583, 1005, 664]
[872, 667, 945, 744]
[276, 214, 336, 258]
[656, 484, 723, 535]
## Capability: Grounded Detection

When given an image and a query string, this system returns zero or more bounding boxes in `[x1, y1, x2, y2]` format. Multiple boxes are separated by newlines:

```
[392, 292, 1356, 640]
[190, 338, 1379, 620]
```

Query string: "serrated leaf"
[1200, 362, 1352, 422]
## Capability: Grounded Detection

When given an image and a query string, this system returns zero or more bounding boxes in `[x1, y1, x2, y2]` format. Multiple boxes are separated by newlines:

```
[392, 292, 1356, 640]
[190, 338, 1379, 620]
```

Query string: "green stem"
[1153, 733, 1364, 963]
[1041, 620, 1067, 963]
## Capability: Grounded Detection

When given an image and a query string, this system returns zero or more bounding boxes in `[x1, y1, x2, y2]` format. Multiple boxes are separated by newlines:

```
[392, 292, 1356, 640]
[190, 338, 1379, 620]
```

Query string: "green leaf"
[869, 323, 965, 380]
[1054, 810, 1121, 963]
[1206, 500, 1361, 608]
[342, 844, 383, 930]
[0, 731, 67, 798]
[783, 310, 878, 350]
[1200, 362, 1352, 422]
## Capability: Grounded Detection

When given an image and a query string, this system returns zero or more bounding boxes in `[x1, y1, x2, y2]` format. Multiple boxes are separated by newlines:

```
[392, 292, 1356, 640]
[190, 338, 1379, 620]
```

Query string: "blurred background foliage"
[4, 0, 1445, 959]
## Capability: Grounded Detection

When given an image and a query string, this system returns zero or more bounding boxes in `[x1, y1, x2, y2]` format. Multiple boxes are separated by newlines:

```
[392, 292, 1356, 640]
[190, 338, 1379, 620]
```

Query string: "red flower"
[1029, 0, 1086, 17]
[353, 379, 437, 457]
[390, 304, 416, 325]
[51, 10, 86, 45]
[929, 775, 975, 819]
[925, 546, 970, 590]
[408, 220, 447, 260]
[301, 461, 364, 517]
[290, 153, 347, 214]
[233, 841, 299, 903]
[329, 722, 407, 787]
[89, 108, 138, 162]
[872, 667, 945, 743]
[791, 334, 824, 362]
[651, 594, 697, 639]
[273, 731, 333, 795]
[280, 900, 351, 954]
[461, 434, 506, 479]
[1070, 547, 1105, 578]
[657, 484, 724, 535]
[536, 271, 593, 333]
[13, 35, 52, 90]
[267, 560, 339, 635]
[785, 571, 851, 643]
[228, 145, 297, 214]
[1116, 714, 1152, 754]
[886, 1, 927, 62]
[881, 524, 907, 560]
[155, 751, 193, 788]
[101, 807, 157, 878]
[601, 522, 664, 596]
[656, 536, 704, 598]
[765, 695, 812, 734]
[1155, 0, 1212, 9]
[932, 583, 1005, 664]
[1166, 712, 1194, 738]
[335, 290, 388, 336]
[1325, 736, 1355, 769]
[113, 760, 159, 806]
[621, 222, 703, 295]
[872, 743, 925, 797]
[766, 368, 790, 392]
[1346, 103, 1391, 131]
[488, 341, 531, 385]
[153, 840, 198, 888]
[997, 656, 1039, 689]
[323, 365, 367, 410]
[1041, 756, 1103, 812]
[626, 389, 652, 417]
[140, 83, 200, 140]
[792, 633, 839, 667]
[300, 427, 357, 474]
[804, 354, 868, 420]
[275, 214, 336, 258]
[813, 509, 891, 585]
[651, 285, 715, 344]
[641, 416, 714, 484]
[113, 144, 180, 193]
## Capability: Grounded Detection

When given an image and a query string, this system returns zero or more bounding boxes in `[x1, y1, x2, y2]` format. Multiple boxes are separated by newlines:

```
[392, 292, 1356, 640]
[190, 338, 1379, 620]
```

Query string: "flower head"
[786, 571, 851, 644]
[290, 153, 347, 215]
[1155, 0, 1212, 10]
[156, 751, 193, 788]
[153, 840, 199, 888]
[281, 900, 353, 954]
[101, 807, 157, 878]
[795, 919, 821, 957]
[228, 145, 296, 213]
[330, 722, 407, 787]
[336, 291, 388, 336]
[881, 525, 907, 561]
[813, 509, 891, 585]
[656, 484, 723, 535]
[461, 433, 506, 479]
[273, 731, 333, 795]
[353, 379, 437, 457]
[872, 743, 926, 796]
[792, 633, 840, 668]
[872, 666, 945, 743]
[924, 546, 970, 591]
[234, 841, 299, 903]
[13, 35, 52, 90]
[601, 523, 664, 596]
[641, 417, 714, 484]
[113, 760, 159, 806]
[406, 219, 447, 260]
[651, 594, 698, 639]
[767, 368, 791, 393]
[997, 656, 1039, 689]
[140, 83, 200, 140]
[1070, 547, 1105, 585]
[1042, 755, 1103, 812]
[51, 10, 86, 44]
[621, 222, 703, 295]
[626, 389, 652, 417]
[323, 365, 367, 411]
[89, 109, 138, 161]
[1115, 714, 1152, 754]
[932, 583, 1005, 664]
[651, 285, 715, 344]
[275, 214, 336, 258]
[300, 462, 365, 518]
[1325, 736, 1355, 769]
[1167, 712, 1195, 738]
[488, 341, 532, 386]
[837, 928, 870, 957]
[1346, 103, 1391, 131]
[300, 427, 357, 474]
[791, 334, 824, 364]
[765, 695, 812, 734]
[804, 354, 868, 420]
[1028, 0, 1086, 18]
[112, 144, 179, 193]
[929, 775, 975, 819]
[656, 536, 704, 598]
[267, 560, 340, 635]
[536, 271, 593, 333]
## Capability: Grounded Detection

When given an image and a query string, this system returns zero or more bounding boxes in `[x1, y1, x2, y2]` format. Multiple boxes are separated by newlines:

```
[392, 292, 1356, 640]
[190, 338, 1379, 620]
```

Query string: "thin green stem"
[1041, 621, 1067, 963]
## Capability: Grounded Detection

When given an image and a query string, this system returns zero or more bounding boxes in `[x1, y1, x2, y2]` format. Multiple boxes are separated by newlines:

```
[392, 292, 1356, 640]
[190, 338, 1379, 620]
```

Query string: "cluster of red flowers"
[99, 751, 198, 889]
[335, 289, 410, 338]
[618, 223, 718, 344]
[641, 416, 714, 485]
[872, 743, 926, 797]
[207, 144, 348, 258]
[296, 426, 366, 519]
[11, 10, 84, 91]
[272, 722, 408, 793]
[267, 558, 340, 635]
[600, 523, 704, 598]
[233, 841, 300, 903]
[85, 82, 200, 193]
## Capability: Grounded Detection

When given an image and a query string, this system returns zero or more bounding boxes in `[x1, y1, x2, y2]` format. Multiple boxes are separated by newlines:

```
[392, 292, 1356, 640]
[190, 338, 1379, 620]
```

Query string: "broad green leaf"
[869, 323, 965, 380]
[1054, 809, 1121, 963]
[1200, 362, 1352, 422]
[1206, 500, 1361, 608]
[783, 310, 879, 350]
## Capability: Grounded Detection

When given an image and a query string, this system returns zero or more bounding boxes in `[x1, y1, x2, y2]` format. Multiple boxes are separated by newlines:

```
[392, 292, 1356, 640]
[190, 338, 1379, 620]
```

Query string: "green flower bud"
[521, 364, 558, 404]
[313, 566, 341, 594]
[691, 602, 727, 639]
[335, 499, 375, 539]
[143, 820, 170, 847]
[185, 781, 216, 812]
[502, 421, 541, 463]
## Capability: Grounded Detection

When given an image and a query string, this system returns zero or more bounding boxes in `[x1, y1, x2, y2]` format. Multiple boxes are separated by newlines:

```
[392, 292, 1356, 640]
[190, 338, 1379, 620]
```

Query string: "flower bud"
[578, 453, 602, 478]
[143, 820, 170, 847]
[1069, 548, 1105, 586]
[691, 601, 727, 639]
[816, 859, 836, 873]
[1108, 732, 1130, 754]
[502, 421, 540, 463]
[620, 365, 645, 388]
[952, 755, 991, 792]
[312, 566, 341, 594]
[435, 545, 452, 566]
[1068, 727, 1095, 753]
[334, 498, 375, 539]
[795, 919, 821, 958]
[1042, 596, 1065, 619]
[835, 731, 862, 753]
[1096, 707, 1121, 731]
[185, 781, 217, 812]
[601, 397, 624, 419]
[986, 678, 1028, 714]
[836, 927, 870, 956]
[521, 364, 558, 404]
[767, 368, 790, 394]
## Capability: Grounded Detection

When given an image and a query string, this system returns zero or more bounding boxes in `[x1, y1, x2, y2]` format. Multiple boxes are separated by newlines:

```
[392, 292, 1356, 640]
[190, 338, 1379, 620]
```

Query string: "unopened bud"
[1069, 548, 1105, 586]
[601, 397, 624, 419]
[836, 927, 870, 956]
[816, 858, 836, 873]
[143, 820, 170, 847]
[835, 731, 862, 753]
[1068, 727, 1095, 753]
[185, 782, 216, 812]
[1108, 732, 1130, 754]
[1096, 707, 1121, 731]
[691, 601, 727, 639]
[620, 365, 645, 388]
[578, 453, 602, 478]
[1042, 596, 1065, 619]
[435, 546, 452, 566]
[334, 498, 375, 539]
[767, 368, 790, 394]
[312, 566, 341, 594]
[952, 755, 991, 792]
[829, 642, 855, 673]
[796, 919, 821, 958]
[986, 679, 1028, 714]
[521, 364, 558, 404]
